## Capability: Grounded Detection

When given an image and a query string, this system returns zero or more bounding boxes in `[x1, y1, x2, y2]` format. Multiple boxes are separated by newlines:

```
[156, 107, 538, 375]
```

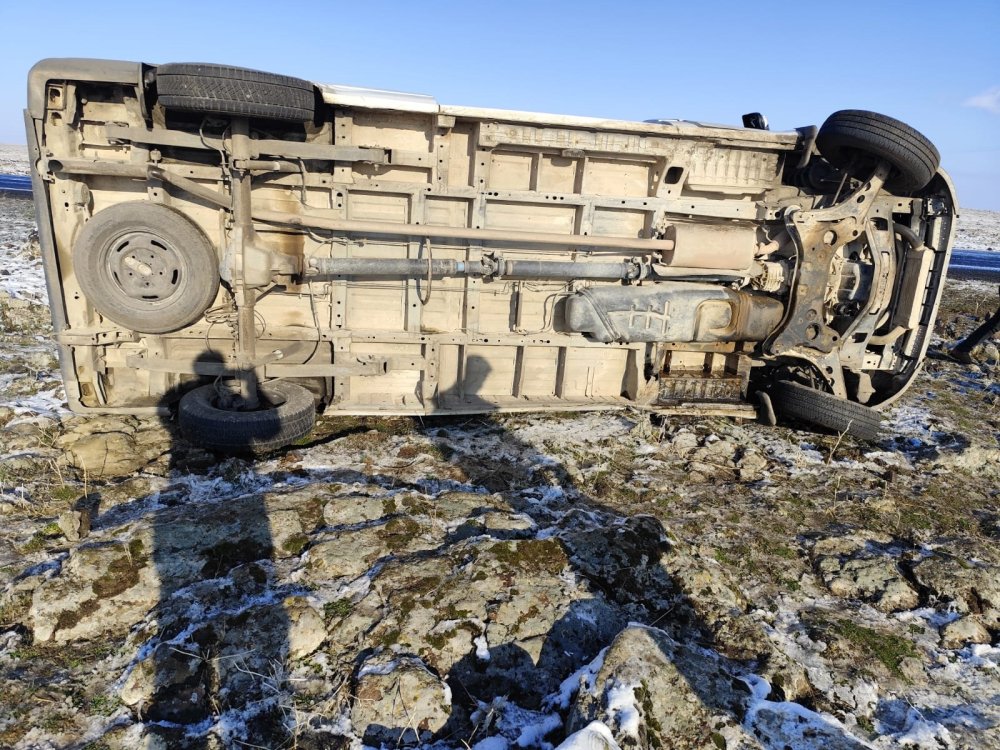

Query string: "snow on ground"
[0, 195, 41, 303]
[0, 144, 29, 176]
[955, 208, 1000, 251]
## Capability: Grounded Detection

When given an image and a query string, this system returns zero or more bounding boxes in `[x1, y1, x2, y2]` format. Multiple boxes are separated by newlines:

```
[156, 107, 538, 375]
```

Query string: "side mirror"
[742, 112, 769, 130]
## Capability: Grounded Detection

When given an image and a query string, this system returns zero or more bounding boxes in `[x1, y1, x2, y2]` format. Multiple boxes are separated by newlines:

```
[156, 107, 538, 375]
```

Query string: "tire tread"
[156, 63, 315, 122]
[816, 110, 939, 194]
[179, 382, 316, 453]
[769, 381, 882, 442]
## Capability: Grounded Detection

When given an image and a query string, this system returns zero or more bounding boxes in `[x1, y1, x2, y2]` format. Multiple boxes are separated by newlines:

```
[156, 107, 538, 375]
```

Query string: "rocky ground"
[1, 148, 999, 749]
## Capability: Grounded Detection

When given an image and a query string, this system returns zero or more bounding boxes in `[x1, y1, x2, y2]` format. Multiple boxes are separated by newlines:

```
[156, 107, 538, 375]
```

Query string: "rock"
[58, 414, 137, 437]
[456, 509, 536, 535]
[878, 580, 921, 613]
[120, 640, 202, 710]
[0, 451, 60, 475]
[305, 515, 441, 583]
[59, 431, 147, 477]
[686, 440, 739, 480]
[30, 537, 159, 642]
[56, 508, 91, 542]
[562, 514, 676, 613]
[413, 491, 491, 522]
[969, 342, 1000, 366]
[940, 616, 992, 649]
[567, 625, 749, 749]
[912, 551, 1000, 630]
[812, 532, 893, 557]
[809, 534, 920, 613]
[351, 655, 452, 746]
[344, 537, 623, 714]
[479, 591, 624, 705]
[816, 557, 919, 612]
[655, 538, 773, 661]
[53, 416, 171, 478]
[121, 598, 293, 731]
[898, 657, 926, 682]
[665, 431, 700, 455]
[4, 416, 56, 439]
[132, 422, 172, 452]
[285, 596, 326, 659]
[30, 489, 326, 642]
[323, 494, 390, 526]
[758, 658, 814, 704]
[737, 450, 769, 481]
[701, 437, 738, 459]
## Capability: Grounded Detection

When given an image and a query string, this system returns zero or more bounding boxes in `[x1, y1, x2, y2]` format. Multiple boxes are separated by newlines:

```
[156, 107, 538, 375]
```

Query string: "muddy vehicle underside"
[26, 59, 957, 449]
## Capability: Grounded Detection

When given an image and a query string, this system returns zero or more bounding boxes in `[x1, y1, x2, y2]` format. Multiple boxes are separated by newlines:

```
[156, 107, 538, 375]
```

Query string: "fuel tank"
[564, 282, 784, 344]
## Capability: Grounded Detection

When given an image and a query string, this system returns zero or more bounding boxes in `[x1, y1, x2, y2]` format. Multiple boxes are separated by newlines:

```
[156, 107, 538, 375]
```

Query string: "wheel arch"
[873, 166, 960, 410]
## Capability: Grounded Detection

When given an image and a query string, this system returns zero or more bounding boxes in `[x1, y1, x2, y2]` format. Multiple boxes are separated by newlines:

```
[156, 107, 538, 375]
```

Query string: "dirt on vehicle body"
[25, 59, 957, 450]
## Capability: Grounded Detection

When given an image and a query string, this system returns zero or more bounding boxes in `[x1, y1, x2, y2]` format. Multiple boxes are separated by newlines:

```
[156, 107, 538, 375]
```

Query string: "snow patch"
[515, 713, 562, 748]
[553, 721, 622, 750]
[742, 674, 876, 749]
[604, 681, 641, 738]
[0, 387, 68, 418]
[544, 647, 608, 710]
[475, 632, 491, 661]
[357, 659, 400, 678]
[958, 643, 1000, 670]
[884, 708, 955, 749]
[475, 736, 511, 750]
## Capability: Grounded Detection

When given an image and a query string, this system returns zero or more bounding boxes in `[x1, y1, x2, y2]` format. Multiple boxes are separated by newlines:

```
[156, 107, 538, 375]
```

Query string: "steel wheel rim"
[104, 230, 186, 308]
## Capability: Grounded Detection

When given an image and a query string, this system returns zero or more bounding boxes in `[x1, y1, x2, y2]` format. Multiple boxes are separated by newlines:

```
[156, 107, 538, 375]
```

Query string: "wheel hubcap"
[106, 233, 183, 302]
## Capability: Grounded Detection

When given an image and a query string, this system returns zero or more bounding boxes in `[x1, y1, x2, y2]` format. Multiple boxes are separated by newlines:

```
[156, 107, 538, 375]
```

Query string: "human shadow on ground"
[364, 356, 761, 746]
[139, 350, 293, 749]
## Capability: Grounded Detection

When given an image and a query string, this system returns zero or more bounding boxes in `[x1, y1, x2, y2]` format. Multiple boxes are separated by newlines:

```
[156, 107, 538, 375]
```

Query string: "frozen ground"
[0, 148, 999, 750]
[0, 144, 29, 176]
[955, 208, 1000, 251]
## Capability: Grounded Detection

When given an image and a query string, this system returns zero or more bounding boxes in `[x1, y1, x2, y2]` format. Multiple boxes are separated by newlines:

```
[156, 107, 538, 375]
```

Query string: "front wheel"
[815, 110, 940, 194]
[767, 380, 882, 442]
[178, 381, 316, 453]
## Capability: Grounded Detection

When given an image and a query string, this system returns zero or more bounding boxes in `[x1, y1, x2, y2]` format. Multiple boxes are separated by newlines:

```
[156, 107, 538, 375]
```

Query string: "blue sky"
[2, 0, 998, 208]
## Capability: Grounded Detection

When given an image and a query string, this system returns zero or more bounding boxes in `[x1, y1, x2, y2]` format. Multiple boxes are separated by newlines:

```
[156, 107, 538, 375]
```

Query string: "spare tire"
[769, 380, 882, 442]
[179, 381, 316, 453]
[73, 202, 220, 334]
[156, 63, 315, 122]
[816, 110, 940, 194]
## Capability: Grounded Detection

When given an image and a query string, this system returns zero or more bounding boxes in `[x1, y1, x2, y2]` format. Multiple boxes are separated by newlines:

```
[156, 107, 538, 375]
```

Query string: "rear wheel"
[155, 63, 315, 122]
[816, 110, 939, 194]
[179, 381, 316, 453]
[768, 380, 882, 442]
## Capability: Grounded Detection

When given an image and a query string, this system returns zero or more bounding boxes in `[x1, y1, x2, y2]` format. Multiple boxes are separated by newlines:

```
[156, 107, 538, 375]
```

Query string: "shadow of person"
[138, 350, 294, 748]
[366, 356, 761, 745]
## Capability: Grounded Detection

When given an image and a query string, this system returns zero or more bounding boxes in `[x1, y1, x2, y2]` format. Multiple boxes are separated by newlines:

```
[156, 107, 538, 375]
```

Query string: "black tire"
[73, 202, 220, 334]
[155, 63, 315, 122]
[179, 381, 316, 453]
[769, 381, 882, 442]
[816, 110, 940, 194]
